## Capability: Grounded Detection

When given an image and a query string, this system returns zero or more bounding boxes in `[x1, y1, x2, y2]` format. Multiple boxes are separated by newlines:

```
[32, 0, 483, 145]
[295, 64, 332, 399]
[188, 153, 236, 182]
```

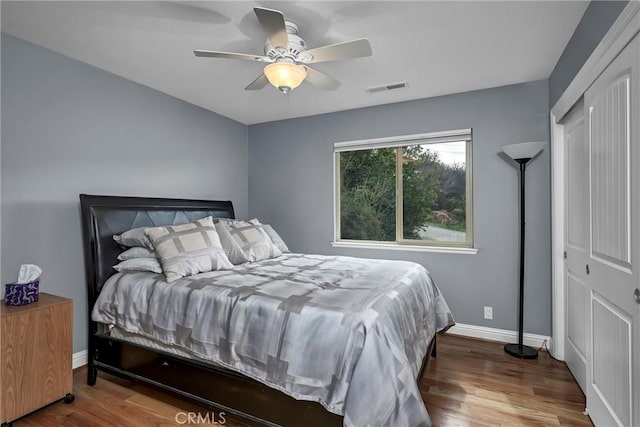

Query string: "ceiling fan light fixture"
[263, 63, 307, 94]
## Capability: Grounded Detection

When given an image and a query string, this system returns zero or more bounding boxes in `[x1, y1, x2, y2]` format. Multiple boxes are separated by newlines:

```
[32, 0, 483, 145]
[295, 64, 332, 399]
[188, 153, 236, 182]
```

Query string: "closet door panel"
[563, 98, 588, 393]
[584, 33, 640, 427]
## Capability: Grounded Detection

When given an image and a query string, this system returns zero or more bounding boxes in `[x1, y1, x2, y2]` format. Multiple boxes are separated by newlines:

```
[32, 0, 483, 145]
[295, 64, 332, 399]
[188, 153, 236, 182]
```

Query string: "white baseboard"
[72, 350, 88, 369]
[446, 323, 551, 350]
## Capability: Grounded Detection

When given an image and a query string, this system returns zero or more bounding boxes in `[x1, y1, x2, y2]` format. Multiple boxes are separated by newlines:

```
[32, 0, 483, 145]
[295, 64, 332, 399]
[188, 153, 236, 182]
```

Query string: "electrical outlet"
[484, 306, 493, 320]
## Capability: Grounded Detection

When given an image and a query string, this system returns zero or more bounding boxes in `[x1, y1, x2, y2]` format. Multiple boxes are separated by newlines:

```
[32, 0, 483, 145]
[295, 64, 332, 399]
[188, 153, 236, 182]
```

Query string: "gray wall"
[548, 0, 628, 108]
[1, 34, 249, 353]
[249, 80, 551, 335]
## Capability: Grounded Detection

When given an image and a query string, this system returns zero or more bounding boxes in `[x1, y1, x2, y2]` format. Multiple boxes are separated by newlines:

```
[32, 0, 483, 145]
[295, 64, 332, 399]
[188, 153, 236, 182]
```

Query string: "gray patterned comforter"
[92, 253, 454, 426]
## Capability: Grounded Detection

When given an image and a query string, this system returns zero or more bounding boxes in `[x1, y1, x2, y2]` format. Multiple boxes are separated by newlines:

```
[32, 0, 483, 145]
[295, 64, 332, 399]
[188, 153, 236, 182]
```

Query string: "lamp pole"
[504, 158, 538, 359]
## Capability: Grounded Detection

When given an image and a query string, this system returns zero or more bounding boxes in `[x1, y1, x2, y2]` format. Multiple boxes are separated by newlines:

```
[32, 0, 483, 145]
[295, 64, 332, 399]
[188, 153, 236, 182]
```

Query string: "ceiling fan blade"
[194, 50, 272, 62]
[254, 7, 289, 51]
[299, 39, 372, 64]
[304, 66, 341, 91]
[245, 74, 269, 91]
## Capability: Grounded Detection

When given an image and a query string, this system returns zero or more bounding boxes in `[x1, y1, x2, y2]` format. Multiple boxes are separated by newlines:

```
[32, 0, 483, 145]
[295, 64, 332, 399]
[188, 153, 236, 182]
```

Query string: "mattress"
[109, 325, 213, 362]
[92, 253, 454, 427]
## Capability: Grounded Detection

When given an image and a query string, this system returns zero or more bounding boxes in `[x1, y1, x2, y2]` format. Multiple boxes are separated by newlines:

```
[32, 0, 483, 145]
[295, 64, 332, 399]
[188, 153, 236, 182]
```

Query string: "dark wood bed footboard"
[89, 331, 435, 427]
[92, 333, 343, 426]
[80, 194, 437, 426]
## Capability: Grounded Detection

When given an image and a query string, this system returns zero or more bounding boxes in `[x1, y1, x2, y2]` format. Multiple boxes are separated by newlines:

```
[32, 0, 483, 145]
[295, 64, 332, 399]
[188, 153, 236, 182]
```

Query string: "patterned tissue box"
[4, 280, 39, 306]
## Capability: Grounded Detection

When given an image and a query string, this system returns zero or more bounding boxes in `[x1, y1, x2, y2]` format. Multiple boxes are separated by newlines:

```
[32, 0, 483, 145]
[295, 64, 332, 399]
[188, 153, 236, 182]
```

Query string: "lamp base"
[504, 343, 538, 359]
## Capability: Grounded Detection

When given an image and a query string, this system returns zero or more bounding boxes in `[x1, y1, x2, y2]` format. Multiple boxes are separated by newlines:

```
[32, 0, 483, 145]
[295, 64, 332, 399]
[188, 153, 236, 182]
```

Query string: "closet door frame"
[550, 1, 640, 360]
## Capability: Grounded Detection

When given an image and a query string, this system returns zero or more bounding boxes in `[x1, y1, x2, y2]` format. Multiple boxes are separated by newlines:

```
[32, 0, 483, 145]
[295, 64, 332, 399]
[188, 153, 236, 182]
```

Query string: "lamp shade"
[501, 141, 546, 161]
[263, 63, 307, 94]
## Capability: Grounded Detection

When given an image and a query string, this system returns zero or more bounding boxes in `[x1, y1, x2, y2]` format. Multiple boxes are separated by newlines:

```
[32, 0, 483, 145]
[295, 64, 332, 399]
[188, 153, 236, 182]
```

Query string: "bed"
[80, 194, 454, 426]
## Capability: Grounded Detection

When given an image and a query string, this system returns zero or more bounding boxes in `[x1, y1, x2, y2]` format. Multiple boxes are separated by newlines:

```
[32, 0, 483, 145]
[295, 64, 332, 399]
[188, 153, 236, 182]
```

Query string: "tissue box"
[4, 280, 39, 306]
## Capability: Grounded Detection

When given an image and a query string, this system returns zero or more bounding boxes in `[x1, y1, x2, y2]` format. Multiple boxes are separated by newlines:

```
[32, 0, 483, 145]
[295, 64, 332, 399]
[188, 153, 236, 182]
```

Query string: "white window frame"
[333, 129, 475, 252]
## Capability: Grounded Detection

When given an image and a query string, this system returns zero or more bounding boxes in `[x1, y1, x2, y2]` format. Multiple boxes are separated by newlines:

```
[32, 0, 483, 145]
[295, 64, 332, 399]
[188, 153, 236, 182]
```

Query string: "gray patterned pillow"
[215, 222, 250, 265]
[224, 219, 282, 262]
[145, 216, 233, 282]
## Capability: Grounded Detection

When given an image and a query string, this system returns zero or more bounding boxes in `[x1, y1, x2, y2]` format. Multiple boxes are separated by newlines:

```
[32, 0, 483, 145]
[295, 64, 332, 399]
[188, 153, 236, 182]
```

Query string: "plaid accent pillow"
[224, 219, 282, 262]
[215, 222, 250, 265]
[145, 216, 233, 282]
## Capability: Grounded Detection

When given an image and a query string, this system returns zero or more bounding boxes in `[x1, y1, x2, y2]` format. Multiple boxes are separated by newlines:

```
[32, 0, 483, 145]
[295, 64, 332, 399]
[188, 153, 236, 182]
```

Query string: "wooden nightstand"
[0, 293, 74, 426]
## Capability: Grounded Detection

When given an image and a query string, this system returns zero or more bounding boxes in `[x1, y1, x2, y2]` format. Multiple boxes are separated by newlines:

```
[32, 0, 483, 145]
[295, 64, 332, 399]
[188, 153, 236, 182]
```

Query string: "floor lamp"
[501, 141, 546, 359]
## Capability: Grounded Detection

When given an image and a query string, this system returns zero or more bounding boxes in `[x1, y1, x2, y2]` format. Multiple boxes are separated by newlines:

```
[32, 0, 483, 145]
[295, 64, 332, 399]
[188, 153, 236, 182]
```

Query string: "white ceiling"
[1, 1, 588, 125]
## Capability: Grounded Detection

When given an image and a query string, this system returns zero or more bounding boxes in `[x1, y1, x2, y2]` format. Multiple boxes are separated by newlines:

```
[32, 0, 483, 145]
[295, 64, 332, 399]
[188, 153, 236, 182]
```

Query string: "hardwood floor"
[423, 334, 592, 427]
[13, 334, 592, 426]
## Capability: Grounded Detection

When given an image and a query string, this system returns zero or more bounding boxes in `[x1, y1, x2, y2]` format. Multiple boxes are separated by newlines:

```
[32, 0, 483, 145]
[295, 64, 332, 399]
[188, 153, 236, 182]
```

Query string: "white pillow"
[262, 224, 290, 253]
[145, 216, 233, 282]
[215, 218, 241, 225]
[224, 219, 282, 262]
[117, 247, 156, 261]
[113, 227, 153, 249]
[113, 258, 162, 274]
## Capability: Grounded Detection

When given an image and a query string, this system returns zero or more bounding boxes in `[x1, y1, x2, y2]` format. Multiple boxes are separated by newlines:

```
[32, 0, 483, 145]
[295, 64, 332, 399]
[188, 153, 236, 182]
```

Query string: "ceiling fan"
[194, 7, 372, 94]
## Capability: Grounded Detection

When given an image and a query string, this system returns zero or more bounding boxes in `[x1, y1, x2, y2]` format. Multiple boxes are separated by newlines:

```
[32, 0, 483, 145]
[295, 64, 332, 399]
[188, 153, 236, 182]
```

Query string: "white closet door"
[584, 33, 640, 427]
[564, 98, 588, 393]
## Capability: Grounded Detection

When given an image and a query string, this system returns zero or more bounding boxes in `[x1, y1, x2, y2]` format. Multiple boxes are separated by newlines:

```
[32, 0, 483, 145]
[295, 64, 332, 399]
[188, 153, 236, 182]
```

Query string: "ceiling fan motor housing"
[264, 21, 306, 60]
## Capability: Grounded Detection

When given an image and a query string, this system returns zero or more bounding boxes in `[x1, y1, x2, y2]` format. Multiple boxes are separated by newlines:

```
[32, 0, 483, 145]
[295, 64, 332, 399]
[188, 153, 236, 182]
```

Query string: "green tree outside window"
[338, 140, 471, 246]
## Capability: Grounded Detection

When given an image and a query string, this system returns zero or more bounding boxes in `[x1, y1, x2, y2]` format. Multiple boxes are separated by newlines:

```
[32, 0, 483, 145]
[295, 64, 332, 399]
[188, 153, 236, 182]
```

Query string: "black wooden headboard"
[79, 194, 235, 310]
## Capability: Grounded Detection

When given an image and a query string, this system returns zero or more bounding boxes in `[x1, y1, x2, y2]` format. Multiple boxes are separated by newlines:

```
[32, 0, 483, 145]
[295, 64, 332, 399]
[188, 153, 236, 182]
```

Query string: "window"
[334, 129, 473, 248]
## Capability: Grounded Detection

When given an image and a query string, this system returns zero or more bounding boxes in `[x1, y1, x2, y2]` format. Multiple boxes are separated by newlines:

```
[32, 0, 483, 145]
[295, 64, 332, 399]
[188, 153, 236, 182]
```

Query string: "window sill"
[330, 241, 479, 255]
